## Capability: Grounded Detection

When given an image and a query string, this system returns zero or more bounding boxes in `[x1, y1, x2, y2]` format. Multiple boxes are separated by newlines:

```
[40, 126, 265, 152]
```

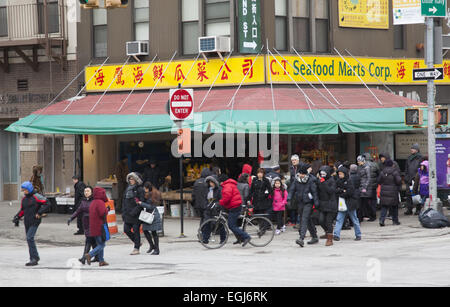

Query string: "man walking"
[404, 144, 423, 215]
[72, 175, 86, 235]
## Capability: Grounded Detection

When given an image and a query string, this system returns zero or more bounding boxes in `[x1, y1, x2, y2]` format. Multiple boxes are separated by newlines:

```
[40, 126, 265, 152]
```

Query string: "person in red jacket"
[85, 187, 109, 267]
[220, 177, 251, 247]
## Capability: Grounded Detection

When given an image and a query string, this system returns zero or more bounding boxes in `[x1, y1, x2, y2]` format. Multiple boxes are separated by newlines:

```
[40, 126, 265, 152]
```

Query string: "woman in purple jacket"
[68, 186, 96, 265]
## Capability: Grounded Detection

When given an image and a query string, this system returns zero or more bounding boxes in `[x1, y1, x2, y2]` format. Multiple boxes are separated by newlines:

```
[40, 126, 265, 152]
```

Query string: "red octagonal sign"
[169, 88, 194, 121]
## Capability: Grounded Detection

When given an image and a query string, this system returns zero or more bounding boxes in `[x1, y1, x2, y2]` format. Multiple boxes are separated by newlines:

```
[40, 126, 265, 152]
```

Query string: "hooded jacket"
[122, 172, 145, 224]
[219, 179, 242, 210]
[317, 166, 338, 213]
[241, 164, 253, 186]
[70, 194, 93, 236]
[415, 160, 429, 197]
[405, 151, 423, 184]
[205, 175, 222, 203]
[336, 167, 359, 211]
[288, 173, 319, 206]
[89, 187, 108, 237]
[17, 183, 49, 229]
[192, 168, 213, 210]
[377, 160, 402, 207]
[237, 176, 250, 207]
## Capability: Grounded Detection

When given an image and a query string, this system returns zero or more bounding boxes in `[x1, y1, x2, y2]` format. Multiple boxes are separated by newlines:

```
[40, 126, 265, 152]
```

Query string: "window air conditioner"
[126, 41, 149, 56]
[198, 36, 231, 53]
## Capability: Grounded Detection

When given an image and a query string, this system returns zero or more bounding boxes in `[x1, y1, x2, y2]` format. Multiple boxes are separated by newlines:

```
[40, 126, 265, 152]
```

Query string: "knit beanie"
[21, 181, 34, 194]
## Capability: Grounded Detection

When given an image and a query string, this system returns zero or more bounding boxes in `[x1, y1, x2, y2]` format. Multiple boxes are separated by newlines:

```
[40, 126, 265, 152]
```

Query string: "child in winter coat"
[272, 178, 287, 235]
[413, 160, 429, 214]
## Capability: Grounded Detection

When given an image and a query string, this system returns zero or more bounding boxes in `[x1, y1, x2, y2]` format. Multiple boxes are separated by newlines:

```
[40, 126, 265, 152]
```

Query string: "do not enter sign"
[169, 88, 194, 121]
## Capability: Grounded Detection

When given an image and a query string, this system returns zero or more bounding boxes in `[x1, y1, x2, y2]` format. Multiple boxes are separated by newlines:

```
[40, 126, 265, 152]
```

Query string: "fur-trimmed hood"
[126, 172, 143, 186]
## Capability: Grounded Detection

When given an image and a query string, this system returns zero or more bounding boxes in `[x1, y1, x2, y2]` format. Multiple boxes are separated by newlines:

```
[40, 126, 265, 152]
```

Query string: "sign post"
[169, 86, 194, 238]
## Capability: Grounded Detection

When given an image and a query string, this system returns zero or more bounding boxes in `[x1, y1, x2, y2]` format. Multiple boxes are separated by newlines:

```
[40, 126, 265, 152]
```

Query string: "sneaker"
[99, 261, 109, 267]
[354, 236, 361, 241]
[307, 237, 319, 245]
[275, 229, 281, 235]
[242, 237, 251, 247]
[25, 259, 38, 266]
[130, 249, 140, 255]
[333, 236, 340, 241]
[295, 239, 304, 247]
[281, 226, 286, 232]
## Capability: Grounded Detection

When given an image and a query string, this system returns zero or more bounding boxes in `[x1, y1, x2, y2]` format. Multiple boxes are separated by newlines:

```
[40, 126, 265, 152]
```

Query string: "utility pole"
[425, 17, 439, 211]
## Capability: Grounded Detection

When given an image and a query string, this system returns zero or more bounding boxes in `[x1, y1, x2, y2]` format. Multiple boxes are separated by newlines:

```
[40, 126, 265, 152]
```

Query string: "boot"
[325, 233, 333, 246]
[295, 238, 304, 247]
[79, 241, 91, 265]
[151, 235, 160, 255]
[99, 261, 109, 267]
[307, 237, 319, 245]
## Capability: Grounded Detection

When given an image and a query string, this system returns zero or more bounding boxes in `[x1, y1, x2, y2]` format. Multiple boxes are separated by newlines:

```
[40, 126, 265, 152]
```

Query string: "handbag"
[338, 197, 348, 212]
[139, 208, 155, 224]
[102, 223, 110, 242]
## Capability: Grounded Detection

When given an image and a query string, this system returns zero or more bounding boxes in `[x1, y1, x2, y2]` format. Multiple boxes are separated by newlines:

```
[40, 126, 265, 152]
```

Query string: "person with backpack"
[378, 159, 402, 226]
[13, 181, 49, 266]
[122, 172, 145, 255]
[220, 177, 251, 247]
[288, 165, 319, 247]
[138, 182, 163, 255]
[272, 178, 287, 235]
[68, 186, 98, 265]
[333, 167, 362, 241]
[317, 166, 338, 246]
[85, 187, 109, 267]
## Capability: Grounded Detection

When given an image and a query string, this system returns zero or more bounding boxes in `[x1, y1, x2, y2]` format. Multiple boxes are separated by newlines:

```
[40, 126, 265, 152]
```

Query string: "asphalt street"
[1, 201, 450, 287]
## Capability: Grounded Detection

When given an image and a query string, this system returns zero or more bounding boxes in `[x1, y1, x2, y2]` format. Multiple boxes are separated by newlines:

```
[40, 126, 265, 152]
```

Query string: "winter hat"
[357, 155, 366, 163]
[350, 164, 358, 173]
[384, 159, 394, 167]
[21, 181, 34, 193]
[272, 165, 281, 172]
[411, 143, 420, 152]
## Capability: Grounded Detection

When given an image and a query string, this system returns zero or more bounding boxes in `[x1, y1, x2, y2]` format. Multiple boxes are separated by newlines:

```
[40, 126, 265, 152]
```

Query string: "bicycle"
[197, 204, 275, 249]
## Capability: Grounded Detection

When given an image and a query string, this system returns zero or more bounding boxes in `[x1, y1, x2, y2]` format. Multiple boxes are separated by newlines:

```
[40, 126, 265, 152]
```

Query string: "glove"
[67, 219, 71, 226]
[12, 215, 20, 227]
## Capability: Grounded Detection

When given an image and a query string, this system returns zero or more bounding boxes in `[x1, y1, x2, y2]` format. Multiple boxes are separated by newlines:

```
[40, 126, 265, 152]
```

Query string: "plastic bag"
[419, 208, 450, 229]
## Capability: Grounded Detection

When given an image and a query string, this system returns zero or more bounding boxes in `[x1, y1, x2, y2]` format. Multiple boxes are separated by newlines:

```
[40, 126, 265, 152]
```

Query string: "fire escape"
[0, 0, 68, 73]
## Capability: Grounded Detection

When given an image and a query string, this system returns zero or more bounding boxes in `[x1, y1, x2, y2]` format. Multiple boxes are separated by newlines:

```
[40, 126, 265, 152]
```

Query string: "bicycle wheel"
[198, 218, 229, 249]
[244, 216, 275, 247]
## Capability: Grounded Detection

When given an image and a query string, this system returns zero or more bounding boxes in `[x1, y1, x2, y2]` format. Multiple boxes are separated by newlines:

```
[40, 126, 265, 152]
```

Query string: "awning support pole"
[334, 47, 383, 106]
[90, 56, 132, 113]
[117, 54, 158, 113]
[198, 49, 234, 110]
[63, 57, 110, 113]
[138, 51, 177, 115]
[227, 48, 263, 120]
[267, 49, 316, 121]
[27, 59, 93, 125]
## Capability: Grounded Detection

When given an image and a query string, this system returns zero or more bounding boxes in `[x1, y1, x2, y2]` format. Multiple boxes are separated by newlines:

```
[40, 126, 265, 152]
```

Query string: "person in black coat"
[192, 168, 213, 218]
[13, 181, 49, 266]
[72, 175, 86, 235]
[333, 167, 362, 241]
[122, 172, 145, 255]
[377, 159, 402, 226]
[248, 168, 273, 214]
[357, 155, 378, 222]
[288, 165, 319, 247]
[317, 166, 337, 246]
[143, 160, 163, 189]
[404, 144, 423, 215]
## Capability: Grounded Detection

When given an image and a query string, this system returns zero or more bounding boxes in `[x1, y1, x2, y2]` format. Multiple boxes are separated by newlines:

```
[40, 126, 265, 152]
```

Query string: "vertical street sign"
[238, 0, 262, 54]
[421, 0, 447, 17]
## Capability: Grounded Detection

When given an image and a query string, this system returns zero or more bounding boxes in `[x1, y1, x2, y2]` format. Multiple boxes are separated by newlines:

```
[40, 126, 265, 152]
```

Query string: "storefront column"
[346, 133, 356, 162]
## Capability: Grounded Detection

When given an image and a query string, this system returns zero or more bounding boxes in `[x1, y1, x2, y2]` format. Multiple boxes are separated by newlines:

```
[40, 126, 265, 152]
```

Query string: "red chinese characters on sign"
[444, 63, 450, 78]
[133, 66, 144, 85]
[220, 63, 232, 80]
[396, 62, 406, 80]
[413, 61, 420, 70]
[115, 67, 125, 86]
[174, 64, 186, 82]
[197, 61, 209, 82]
[242, 59, 253, 79]
[94, 69, 105, 87]
[153, 64, 165, 82]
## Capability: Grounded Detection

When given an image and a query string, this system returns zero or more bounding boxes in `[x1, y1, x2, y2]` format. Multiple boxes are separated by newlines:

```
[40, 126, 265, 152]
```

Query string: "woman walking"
[122, 172, 145, 255]
[85, 187, 109, 266]
[317, 166, 337, 246]
[272, 178, 287, 235]
[138, 182, 163, 255]
[13, 181, 49, 266]
[333, 167, 362, 241]
[68, 186, 98, 264]
[378, 159, 402, 226]
[248, 168, 273, 216]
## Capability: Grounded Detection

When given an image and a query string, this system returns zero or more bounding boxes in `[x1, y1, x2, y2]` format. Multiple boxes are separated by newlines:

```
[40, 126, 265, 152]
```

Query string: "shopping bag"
[338, 197, 347, 212]
[102, 223, 110, 242]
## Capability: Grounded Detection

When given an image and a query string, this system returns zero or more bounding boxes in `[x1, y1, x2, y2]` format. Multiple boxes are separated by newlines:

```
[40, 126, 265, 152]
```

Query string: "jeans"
[298, 203, 317, 240]
[380, 206, 399, 224]
[89, 236, 105, 263]
[228, 206, 250, 241]
[124, 223, 141, 249]
[334, 210, 362, 239]
[26, 225, 40, 261]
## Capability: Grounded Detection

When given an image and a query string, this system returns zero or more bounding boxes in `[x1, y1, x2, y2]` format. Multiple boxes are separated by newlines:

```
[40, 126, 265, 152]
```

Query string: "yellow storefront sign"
[85, 54, 450, 92]
[266, 54, 450, 85]
[338, 0, 389, 29]
[85, 56, 265, 92]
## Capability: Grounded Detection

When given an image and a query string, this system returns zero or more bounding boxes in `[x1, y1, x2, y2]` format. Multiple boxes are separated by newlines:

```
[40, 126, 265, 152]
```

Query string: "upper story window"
[315, 0, 329, 53]
[93, 9, 107, 58]
[134, 0, 149, 41]
[182, 0, 200, 55]
[292, 0, 310, 52]
[275, 0, 288, 51]
[204, 0, 230, 37]
[0, 0, 7, 37]
[37, 0, 60, 34]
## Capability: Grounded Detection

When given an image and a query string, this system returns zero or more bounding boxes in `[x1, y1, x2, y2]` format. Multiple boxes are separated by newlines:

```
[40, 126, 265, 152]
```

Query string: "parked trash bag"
[418, 208, 450, 229]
